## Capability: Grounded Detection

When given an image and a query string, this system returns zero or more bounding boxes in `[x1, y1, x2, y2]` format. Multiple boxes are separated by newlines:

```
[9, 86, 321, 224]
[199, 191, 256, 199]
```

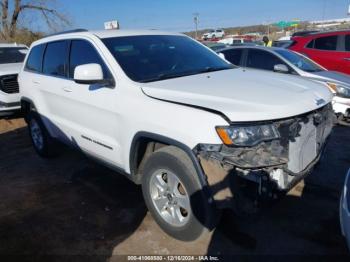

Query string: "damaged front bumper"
[194, 104, 335, 205]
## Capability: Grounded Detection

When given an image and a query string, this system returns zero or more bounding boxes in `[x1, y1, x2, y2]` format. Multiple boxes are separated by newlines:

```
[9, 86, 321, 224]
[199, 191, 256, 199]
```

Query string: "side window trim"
[305, 35, 339, 52]
[67, 38, 114, 83]
[42, 40, 70, 79]
[24, 43, 46, 73]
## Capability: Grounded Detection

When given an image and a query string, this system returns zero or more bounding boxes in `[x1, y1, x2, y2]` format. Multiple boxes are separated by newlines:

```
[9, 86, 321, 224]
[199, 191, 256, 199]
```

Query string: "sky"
[57, 0, 350, 32]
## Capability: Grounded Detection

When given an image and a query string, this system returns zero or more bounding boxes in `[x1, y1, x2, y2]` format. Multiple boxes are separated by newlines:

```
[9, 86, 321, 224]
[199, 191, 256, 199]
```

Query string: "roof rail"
[44, 29, 88, 38]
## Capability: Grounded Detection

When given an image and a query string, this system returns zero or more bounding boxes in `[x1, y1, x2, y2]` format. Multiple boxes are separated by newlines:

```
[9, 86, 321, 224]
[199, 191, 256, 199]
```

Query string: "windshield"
[0, 47, 27, 64]
[275, 49, 323, 73]
[102, 35, 233, 83]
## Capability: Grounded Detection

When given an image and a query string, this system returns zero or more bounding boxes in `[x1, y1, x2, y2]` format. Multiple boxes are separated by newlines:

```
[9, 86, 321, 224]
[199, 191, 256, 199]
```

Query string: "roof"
[36, 29, 183, 44]
[292, 29, 350, 38]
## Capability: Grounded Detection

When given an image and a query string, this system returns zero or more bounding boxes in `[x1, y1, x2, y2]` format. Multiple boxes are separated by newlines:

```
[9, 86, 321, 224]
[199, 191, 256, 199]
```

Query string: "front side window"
[102, 35, 233, 83]
[43, 41, 69, 77]
[222, 49, 243, 66]
[0, 47, 27, 64]
[25, 44, 45, 72]
[69, 40, 111, 79]
[313, 36, 338, 51]
[275, 49, 323, 72]
[246, 49, 285, 71]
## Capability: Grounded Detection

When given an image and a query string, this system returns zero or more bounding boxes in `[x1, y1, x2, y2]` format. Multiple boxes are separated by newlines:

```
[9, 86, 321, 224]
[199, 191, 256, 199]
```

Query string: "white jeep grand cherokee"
[19, 29, 334, 241]
[0, 43, 28, 117]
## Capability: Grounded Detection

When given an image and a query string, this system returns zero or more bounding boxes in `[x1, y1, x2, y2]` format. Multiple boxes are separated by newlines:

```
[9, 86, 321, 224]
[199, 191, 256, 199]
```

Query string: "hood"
[141, 68, 333, 122]
[0, 63, 23, 75]
[310, 70, 350, 86]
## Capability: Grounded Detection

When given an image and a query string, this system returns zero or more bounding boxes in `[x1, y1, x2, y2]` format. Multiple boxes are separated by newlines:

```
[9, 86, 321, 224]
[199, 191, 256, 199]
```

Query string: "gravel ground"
[0, 118, 349, 261]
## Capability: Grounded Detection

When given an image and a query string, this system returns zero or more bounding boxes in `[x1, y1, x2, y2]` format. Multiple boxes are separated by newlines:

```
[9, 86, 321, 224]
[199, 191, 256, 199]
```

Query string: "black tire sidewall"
[27, 111, 54, 157]
[142, 149, 212, 241]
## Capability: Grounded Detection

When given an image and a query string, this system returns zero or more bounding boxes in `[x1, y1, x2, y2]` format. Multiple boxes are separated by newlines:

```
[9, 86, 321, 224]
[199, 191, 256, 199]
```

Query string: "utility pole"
[193, 13, 199, 39]
[321, 0, 327, 29]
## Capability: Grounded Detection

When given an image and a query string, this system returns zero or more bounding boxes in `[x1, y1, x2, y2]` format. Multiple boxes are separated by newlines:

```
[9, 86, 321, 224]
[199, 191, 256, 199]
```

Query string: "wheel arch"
[129, 132, 208, 188]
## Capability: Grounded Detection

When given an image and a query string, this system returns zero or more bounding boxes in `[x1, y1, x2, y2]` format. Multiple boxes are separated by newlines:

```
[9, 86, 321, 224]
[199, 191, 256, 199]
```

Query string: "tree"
[0, 0, 70, 39]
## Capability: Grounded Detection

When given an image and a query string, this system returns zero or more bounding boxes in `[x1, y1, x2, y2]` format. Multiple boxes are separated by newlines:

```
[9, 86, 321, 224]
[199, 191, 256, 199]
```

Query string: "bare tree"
[0, 0, 70, 39]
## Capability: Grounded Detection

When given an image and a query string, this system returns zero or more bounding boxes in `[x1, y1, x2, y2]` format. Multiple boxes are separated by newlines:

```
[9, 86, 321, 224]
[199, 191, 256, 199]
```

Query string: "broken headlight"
[216, 124, 280, 147]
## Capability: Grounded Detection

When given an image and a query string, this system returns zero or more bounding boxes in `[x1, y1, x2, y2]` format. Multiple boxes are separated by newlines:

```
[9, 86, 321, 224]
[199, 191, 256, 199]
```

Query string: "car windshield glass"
[0, 47, 27, 64]
[275, 49, 323, 72]
[102, 35, 233, 83]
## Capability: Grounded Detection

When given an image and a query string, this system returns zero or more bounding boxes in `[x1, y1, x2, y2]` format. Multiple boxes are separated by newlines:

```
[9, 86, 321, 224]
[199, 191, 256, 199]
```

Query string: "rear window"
[43, 41, 69, 77]
[222, 49, 243, 66]
[312, 36, 338, 50]
[25, 44, 45, 72]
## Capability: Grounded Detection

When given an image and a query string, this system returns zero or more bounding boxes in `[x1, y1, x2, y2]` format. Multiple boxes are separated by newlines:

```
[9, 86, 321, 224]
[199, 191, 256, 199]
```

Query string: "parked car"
[0, 43, 28, 117]
[218, 37, 252, 45]
[217, 46, 350, 121]
[202, 29, 225, 40]
[201, 41, 227, 51]
[272, 40, 294, 48]
[340, 168, 350, 250]
[289, 30, 350, 75]
[20, 29, 334, 241]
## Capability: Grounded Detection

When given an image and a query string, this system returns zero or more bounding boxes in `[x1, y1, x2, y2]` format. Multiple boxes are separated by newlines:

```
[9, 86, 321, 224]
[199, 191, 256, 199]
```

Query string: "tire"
[27, 111, 59, 158]
[141, 146, 217, 241]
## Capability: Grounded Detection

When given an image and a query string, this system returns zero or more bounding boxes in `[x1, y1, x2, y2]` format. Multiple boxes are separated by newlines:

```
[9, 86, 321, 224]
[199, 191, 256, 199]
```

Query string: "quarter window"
[69, 40, 110, 79]
[345, 35, 350, 51]
[313, 36, 338, 50]
[25, 44, 45, 72]
[246, 49, 285, 71]
[43, 41, 69, 77]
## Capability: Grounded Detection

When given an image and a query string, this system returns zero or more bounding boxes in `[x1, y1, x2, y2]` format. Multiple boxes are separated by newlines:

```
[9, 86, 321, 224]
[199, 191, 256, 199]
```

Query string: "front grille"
[0, 74, 19, 94]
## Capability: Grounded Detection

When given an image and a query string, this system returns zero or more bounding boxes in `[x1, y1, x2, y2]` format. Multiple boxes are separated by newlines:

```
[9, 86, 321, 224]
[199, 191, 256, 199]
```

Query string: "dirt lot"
[0, 118, 350, 261]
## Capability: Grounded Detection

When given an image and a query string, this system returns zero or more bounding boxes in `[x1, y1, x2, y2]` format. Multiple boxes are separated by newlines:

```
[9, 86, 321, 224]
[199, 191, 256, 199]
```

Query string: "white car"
[19, 29, 334, 241]
[340, 169, 350, 250]
[218, 37, 252, 45]
[202, 29, 225, 40]
[217, 46, 350, 122]
[0, 43, 28, 117]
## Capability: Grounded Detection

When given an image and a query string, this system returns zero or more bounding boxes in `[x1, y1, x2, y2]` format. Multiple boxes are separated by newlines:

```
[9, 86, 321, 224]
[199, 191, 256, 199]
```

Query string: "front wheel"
[141, 146, 218, 241]
[27, 111, 59, 158]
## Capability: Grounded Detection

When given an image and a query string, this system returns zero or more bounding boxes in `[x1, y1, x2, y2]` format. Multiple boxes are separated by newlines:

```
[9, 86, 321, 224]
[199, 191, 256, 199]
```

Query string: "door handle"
[32, 80, 40, 84]
[343, 58, 350, 61]
[62, 87, 73, 92]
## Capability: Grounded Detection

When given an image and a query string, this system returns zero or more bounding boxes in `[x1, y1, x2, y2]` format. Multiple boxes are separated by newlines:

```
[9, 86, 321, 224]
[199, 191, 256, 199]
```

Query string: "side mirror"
[274, 64, 289, 73]
[74, 63, 105, 85]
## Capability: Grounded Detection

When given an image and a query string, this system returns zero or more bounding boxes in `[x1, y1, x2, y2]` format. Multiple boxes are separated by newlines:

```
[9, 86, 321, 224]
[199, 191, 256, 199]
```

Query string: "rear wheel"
[141, 146, 218, 241]
[27, 111, 59, 158]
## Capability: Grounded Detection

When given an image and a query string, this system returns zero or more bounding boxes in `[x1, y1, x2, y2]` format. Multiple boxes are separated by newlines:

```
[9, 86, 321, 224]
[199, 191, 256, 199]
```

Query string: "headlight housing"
[216, 124, 280, 147]
[326, 82, 350, 98]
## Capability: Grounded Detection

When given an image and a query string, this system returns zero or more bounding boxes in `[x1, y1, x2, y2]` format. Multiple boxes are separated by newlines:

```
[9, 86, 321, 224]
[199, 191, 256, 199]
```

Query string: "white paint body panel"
[19, 30, 332, 174]
[0, 63, 24, 112]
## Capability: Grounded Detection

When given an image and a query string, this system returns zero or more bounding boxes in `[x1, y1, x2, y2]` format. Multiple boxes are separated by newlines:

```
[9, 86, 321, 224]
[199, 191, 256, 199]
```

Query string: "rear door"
[303, 35, 345, 73]
[339, 34, 350, 75]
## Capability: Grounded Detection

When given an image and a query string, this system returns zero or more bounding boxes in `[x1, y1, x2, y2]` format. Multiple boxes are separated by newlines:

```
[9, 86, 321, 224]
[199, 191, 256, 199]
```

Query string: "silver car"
[217, 46, 350, 123]
[340, 169, 350, 250]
